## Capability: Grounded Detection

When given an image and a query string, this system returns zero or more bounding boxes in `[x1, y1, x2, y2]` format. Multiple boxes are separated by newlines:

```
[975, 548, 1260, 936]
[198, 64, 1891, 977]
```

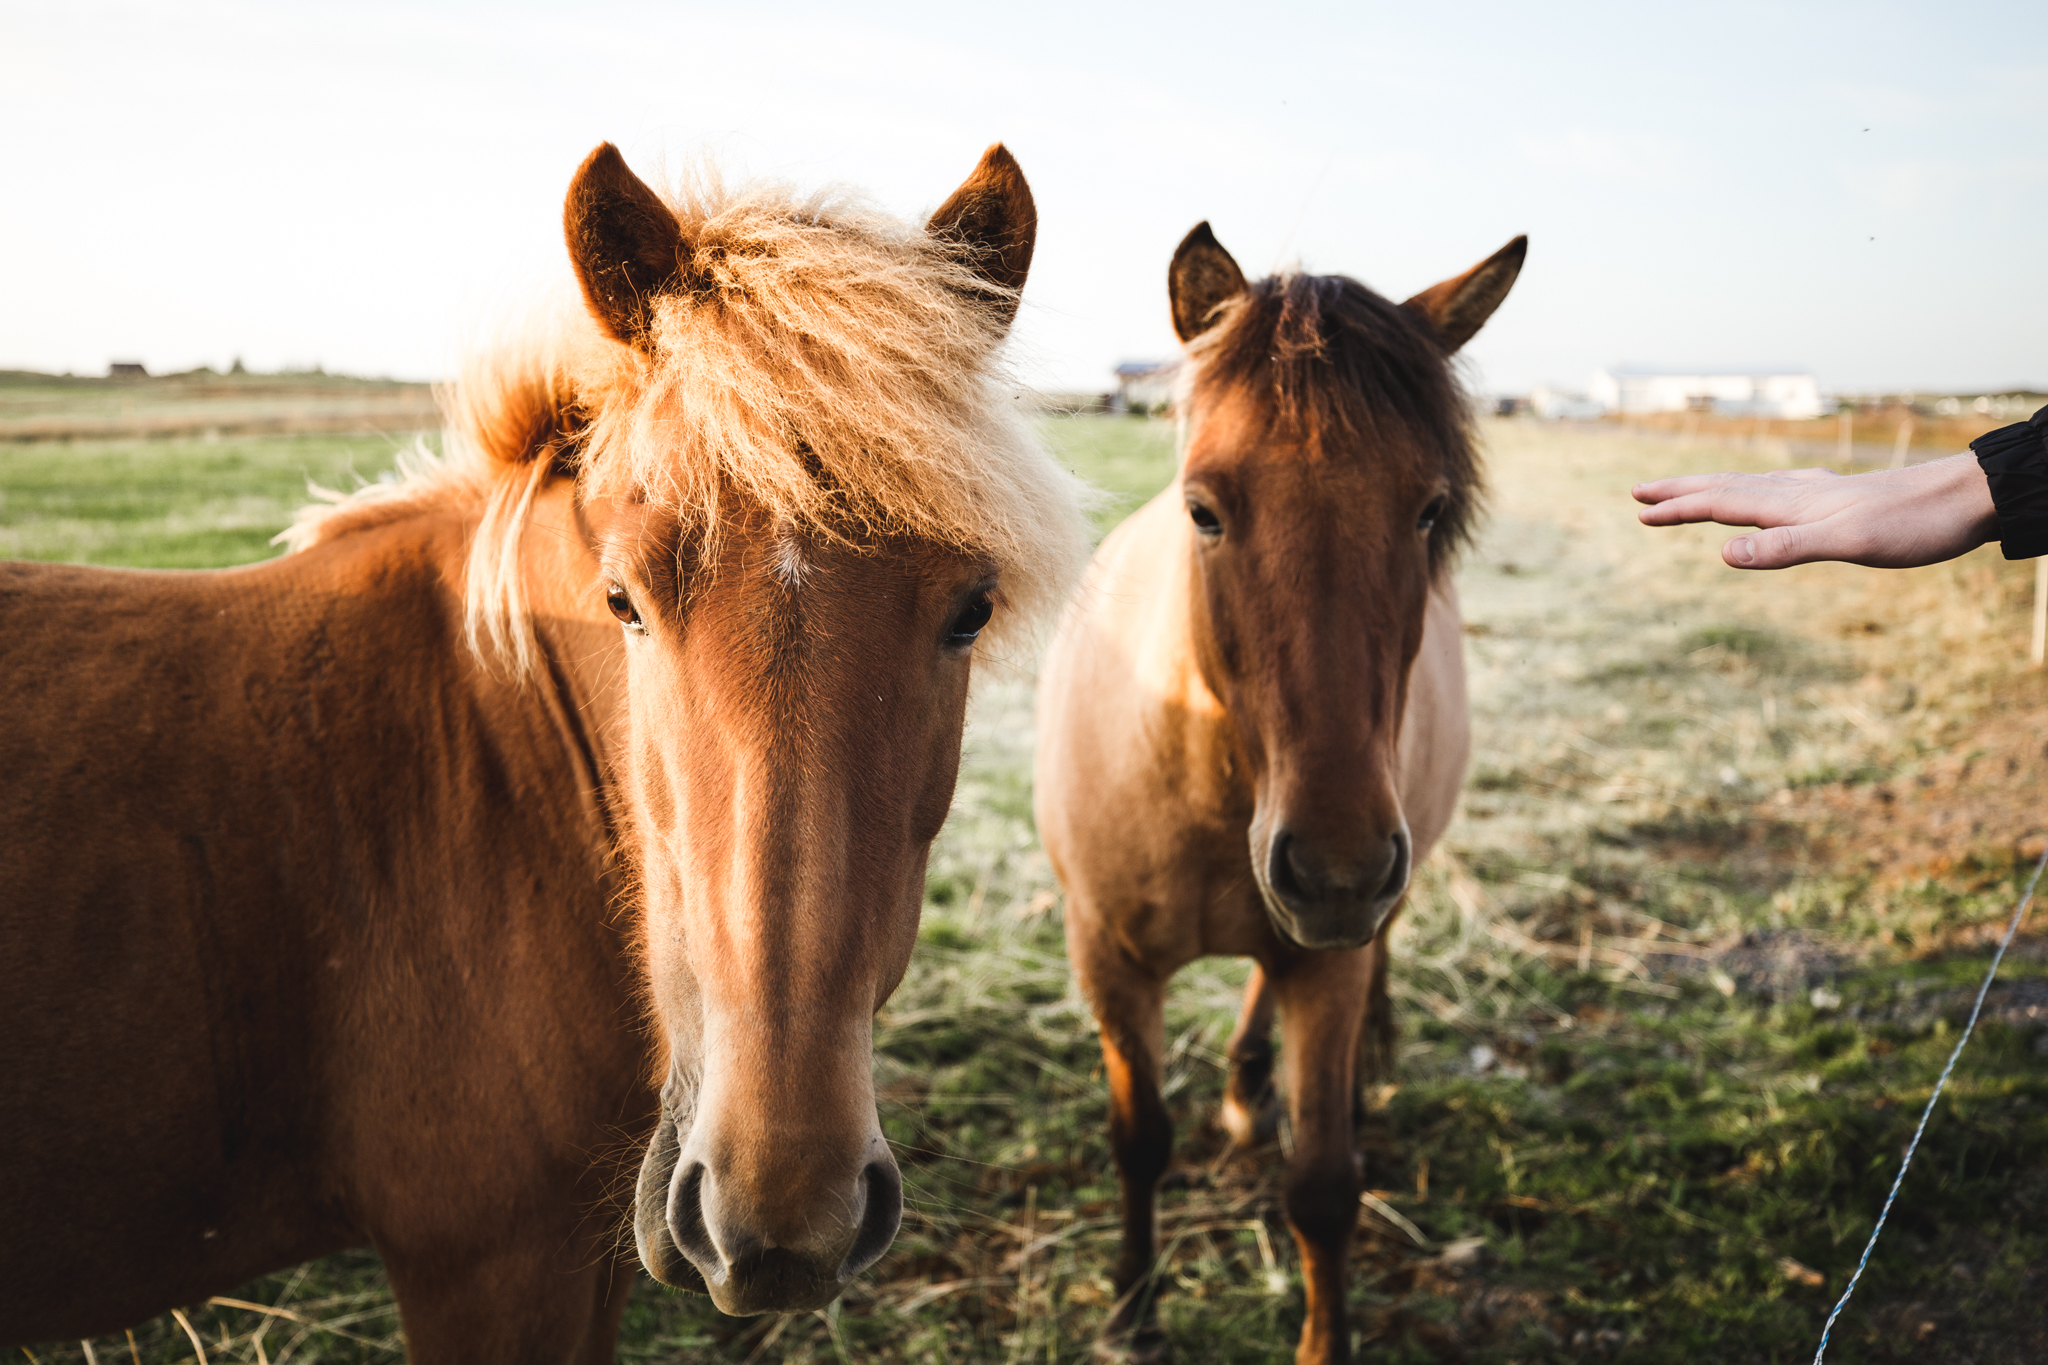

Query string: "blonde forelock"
[285, 168, 1091, 671]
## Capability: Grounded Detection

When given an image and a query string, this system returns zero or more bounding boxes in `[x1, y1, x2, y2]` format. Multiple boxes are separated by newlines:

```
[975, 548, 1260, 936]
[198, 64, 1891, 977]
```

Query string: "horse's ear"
[1403, 235, 1527, 355]
[927, 143, 1037, 329]
[1168, 222, 1247, 343]
[564, 142, 688, 347]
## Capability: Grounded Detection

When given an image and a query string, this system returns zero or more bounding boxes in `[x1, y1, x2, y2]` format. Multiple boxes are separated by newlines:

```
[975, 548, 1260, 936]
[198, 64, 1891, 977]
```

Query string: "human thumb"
[1723, 524, 1813, 570]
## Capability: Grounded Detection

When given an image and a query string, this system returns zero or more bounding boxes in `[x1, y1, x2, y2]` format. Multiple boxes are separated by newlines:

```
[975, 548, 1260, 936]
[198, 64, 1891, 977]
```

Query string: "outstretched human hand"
[1631, 452, 1998, 569]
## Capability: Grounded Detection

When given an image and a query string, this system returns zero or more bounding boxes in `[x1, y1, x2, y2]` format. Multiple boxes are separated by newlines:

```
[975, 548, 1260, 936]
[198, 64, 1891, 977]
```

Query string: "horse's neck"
[1116, 490, 1228, 728]
[512, 476, 630, 804]
[278, 477, 623, 859]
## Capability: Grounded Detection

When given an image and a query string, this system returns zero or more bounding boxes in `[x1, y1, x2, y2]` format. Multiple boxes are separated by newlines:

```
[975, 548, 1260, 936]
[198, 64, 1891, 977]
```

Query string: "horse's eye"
[1188, 501, 1222, 537]
[946, 591, 994, 645]
[1418, 496, 1448, 532]
[606, 584, 644, 632]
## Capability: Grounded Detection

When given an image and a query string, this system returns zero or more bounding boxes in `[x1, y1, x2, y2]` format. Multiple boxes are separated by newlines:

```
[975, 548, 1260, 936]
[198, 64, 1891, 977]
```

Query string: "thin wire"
[1811, 844, 2048, 1363]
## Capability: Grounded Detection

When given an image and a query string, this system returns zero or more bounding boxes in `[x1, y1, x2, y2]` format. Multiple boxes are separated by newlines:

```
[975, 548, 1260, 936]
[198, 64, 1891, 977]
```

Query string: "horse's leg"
[1220, 963, 1279, 1149]
[382, 1241, 634, 1365]
[1360, 928, 1398, 1083]
[1352, 935, 1398, 1137]
[1271, 952, 1371, 1365]
[1078, 936, 1173, 1358]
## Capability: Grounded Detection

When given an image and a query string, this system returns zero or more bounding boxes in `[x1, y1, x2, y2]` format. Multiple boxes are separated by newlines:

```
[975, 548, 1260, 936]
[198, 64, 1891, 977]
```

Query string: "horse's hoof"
[1093, 1325, 1171, 1364]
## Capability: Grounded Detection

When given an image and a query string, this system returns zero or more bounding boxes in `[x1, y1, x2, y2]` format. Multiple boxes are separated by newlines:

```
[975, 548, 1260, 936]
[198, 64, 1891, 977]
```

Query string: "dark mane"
[1187, 271, 1483, 569]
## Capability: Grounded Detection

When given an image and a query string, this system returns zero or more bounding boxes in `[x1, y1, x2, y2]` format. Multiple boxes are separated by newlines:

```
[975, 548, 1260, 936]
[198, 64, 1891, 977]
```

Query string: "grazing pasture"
[0, 369, 440, 444]
[11, 405, 2048, 1363]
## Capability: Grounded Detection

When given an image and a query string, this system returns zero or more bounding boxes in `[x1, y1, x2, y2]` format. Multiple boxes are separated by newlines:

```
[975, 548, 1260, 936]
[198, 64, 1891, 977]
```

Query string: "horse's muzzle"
[634, 1117, 902, 1315]
[1257, 823, 1411, 950]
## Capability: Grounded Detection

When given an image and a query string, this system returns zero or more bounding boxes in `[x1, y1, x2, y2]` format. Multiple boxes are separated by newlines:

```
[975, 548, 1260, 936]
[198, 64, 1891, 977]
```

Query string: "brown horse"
[1, 142, 1087, 1359]
[1034, 224, 1524, 1363]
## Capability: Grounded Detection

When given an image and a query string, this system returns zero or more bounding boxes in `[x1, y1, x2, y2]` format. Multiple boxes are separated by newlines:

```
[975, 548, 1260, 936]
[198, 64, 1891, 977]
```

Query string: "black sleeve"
[1972, 404, 2048, 561]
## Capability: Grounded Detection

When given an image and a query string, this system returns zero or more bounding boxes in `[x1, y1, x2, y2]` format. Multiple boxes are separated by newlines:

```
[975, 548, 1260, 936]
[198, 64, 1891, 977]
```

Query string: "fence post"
[1890, 417, 1914, 469]
[1837, 408, 1852, 468]
[2033, 557, 2047, 669]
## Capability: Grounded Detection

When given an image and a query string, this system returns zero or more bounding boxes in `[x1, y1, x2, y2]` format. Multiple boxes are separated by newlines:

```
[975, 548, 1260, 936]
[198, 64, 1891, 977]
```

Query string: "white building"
[1527, 384, 1605, 420]
[1588, 367, 1823, 419]
[1112, 360, 1179, 414]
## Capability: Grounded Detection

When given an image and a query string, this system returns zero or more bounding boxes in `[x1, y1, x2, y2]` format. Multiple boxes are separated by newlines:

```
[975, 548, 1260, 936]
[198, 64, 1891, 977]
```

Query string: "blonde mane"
[285, 169, 1090, 673]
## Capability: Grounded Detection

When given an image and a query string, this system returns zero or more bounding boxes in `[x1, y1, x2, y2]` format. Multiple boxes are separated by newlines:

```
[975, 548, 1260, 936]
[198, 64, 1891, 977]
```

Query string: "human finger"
[1631, 472, 1743, 505]
[1721, 520, 1856, 569]
[1638, 491, 1736, 526]
[1634, 465, 1841, 509]
[1638, 485, 1798, 528]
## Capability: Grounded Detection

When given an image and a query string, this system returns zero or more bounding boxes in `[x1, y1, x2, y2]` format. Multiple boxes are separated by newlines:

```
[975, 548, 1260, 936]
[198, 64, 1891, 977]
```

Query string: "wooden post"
[1837, 408, 1852, 468]
[2033, 556, 2046, 669]
[1891, 417, 1914, 469]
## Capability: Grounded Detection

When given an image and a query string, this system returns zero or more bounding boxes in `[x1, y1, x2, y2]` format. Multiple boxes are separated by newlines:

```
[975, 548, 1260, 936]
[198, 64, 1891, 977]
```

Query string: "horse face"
[556, 137, 1048, 1314]
[1166, 226, 1520, 953]
[1179, 386, 1438, 951]
[596, 501, 992, 1313]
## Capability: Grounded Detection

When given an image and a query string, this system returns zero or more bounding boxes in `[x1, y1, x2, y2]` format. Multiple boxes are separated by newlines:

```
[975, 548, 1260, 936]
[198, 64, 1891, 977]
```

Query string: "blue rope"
[1811, 844, 2048, 1364]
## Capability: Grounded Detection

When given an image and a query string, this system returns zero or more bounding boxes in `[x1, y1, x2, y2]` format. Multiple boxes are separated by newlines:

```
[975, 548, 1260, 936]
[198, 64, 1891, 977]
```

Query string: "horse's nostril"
[1377, 828, 1412, 903]
[1269, 829, 1311, 905]
[839, 1159, 903, 1280]
[666, 1162, 727, 1285]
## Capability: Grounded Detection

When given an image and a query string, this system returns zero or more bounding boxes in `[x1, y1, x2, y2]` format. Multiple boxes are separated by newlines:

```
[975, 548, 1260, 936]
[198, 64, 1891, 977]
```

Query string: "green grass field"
[13, 413, 2048, 1364]
[0, 433, 413, 567]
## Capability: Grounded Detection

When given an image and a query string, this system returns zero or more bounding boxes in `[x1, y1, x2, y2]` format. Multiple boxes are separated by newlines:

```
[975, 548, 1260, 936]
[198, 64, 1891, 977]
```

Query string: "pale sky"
[3, 0, 2043, 395]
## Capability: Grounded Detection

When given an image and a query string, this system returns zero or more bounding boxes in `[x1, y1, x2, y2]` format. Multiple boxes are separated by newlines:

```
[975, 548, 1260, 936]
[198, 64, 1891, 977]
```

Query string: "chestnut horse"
[1034, 224, 1524, 1363]
[1, 142, 1086, 1359]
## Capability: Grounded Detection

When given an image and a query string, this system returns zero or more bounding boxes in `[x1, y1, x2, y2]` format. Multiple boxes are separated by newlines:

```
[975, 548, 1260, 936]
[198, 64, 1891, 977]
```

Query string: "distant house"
[108, 361, 148, 379]
[1528, 385, 1606, 420]
[1588, 367, 1822, 419]
[1112, 360, 1179, 414]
